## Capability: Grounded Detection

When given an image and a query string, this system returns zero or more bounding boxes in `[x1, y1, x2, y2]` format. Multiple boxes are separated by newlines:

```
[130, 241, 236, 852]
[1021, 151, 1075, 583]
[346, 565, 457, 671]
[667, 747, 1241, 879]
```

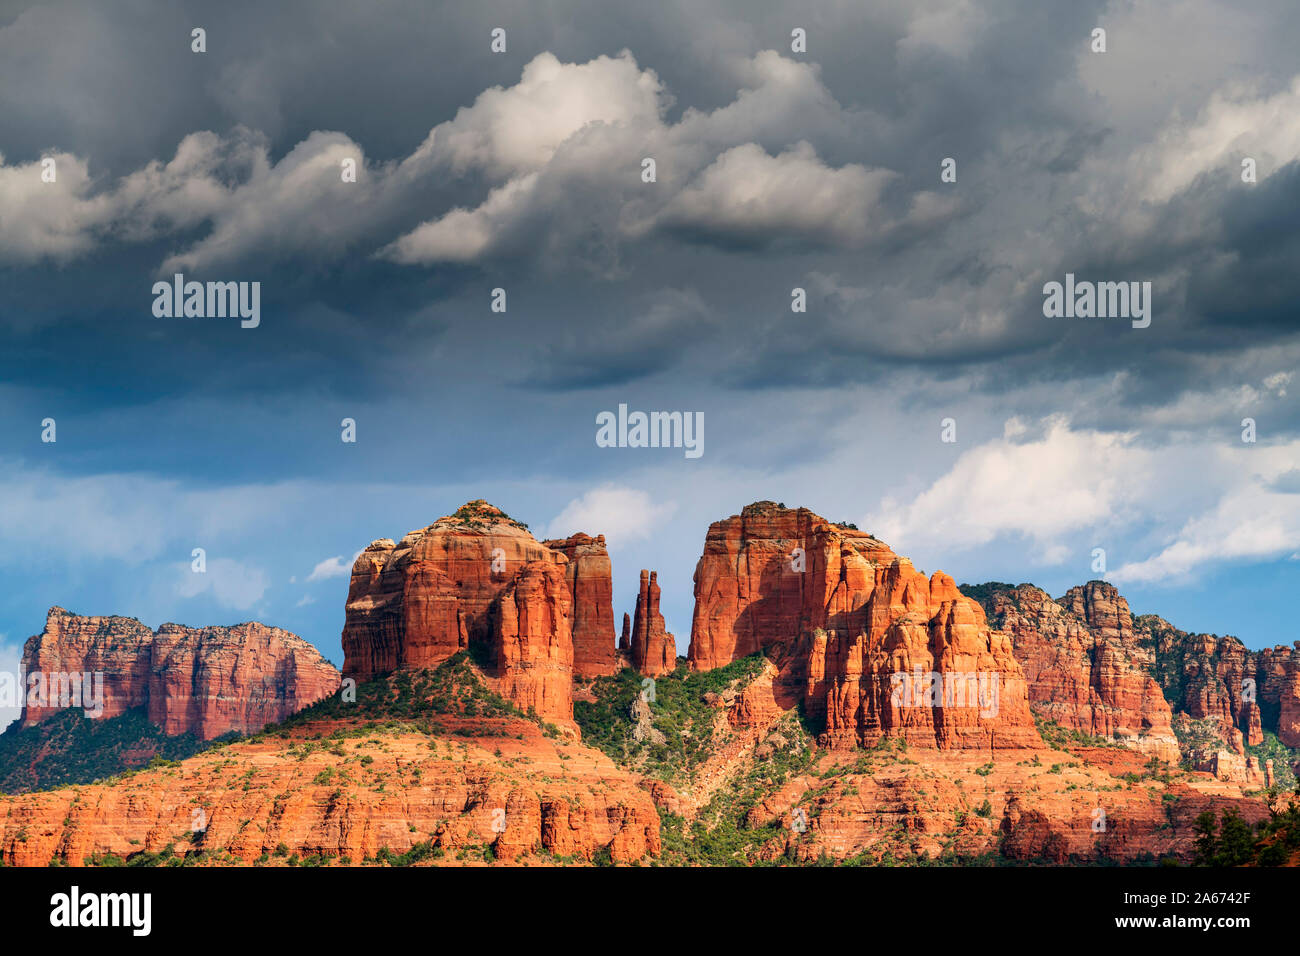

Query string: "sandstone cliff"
[342, 501, 618, 728]
[1136, 615, 1299, 749]
[20, 608, 340, 740]
[686, 502, 1038, 750]
[981, 583, 1179, 761]
[0, 703, 658, 866]
[543, 533, 619, 678]
[489, 561, 576, 726]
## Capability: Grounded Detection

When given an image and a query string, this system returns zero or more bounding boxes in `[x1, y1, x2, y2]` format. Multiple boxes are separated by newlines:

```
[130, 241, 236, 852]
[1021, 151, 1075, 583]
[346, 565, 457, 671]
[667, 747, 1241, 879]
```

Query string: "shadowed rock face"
[983, 583, 1179, 762]
[342, 501, 618, 727]
[21, 608, 340, 740]
[543, 533, 619, 678]
[686, 502, 1038, 750]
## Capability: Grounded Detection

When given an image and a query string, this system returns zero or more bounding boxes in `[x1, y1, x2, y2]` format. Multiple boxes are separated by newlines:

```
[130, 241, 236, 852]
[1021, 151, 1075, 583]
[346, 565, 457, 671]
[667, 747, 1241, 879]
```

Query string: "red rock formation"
[619, 613, 631, 651]
[489, 561, 575, 728]
[1274, 645, 1300, 748]
[995, 581, 1300, 756]
[19, 609, 154, 725]
[0, 712, 660, 866]
[630, 570, 677, 677]
[343, 501, 612, 727]
[542, 533, 618, 678]
[1134, 615, 1278, 749]
[342, 501, 559, 680]
[20, 608, 340, 740]
[983, 584, 1179, 761]
[687, 502, 1037, 750]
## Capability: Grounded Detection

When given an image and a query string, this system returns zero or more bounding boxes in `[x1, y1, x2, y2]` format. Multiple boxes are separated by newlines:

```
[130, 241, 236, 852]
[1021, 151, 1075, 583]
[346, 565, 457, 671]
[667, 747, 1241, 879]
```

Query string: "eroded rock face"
[630, 570, 676, 677]
[1274, 646, 1300, 748]
[19, 609, 154, 726]
[489, 561, 576, 728]
[20, 608, 340, 740]
[1136, 616, 1295, 750]
[342, 502, 558, 680]
[0, 715, 659, 866]
[543, 533, 618, 678]
[979, 579, 1300, 760]
[686, 502, 1037, 750]
[982, 584, 1179, 761]
[342, 501, 621, 728]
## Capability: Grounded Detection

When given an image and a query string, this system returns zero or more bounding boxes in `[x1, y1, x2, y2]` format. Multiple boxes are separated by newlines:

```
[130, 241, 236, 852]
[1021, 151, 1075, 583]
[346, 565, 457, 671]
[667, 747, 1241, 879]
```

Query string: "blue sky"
[2, 0, 1299, 728]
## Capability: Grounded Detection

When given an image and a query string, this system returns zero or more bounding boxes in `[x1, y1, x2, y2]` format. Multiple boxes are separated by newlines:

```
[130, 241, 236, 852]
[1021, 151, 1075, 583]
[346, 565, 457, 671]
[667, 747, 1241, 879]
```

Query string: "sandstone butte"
[20, 607, 340, 740]
[686, 501, 1039, 750]
[542, 533, 619, 678]
[342, 501, 639, 729]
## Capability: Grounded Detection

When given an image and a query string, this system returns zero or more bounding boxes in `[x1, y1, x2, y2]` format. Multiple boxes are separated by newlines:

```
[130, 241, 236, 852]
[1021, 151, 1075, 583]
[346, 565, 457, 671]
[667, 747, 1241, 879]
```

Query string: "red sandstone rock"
[0, 714, 659, 866]
[1275, 644, 1300, 748]
[984, 584, 1179, 761]
[630, 570, 676, 677]
[542, 533, 618, 678]
[1134, 614, 1284, 749]
[19, 609, 154, 725]
[20, 608, 339, 740]
[619, 613, 631, 651]
[686, 502, 1037, 750]
[342, 501, 560, 680]
[343, 501, 610, 727]
[489, 561, 576, 729]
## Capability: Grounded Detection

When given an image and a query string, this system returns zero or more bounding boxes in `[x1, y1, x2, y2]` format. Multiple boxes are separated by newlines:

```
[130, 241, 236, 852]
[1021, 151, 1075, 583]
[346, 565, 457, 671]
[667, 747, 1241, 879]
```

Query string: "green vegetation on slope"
[656, 710, 817, 866]
[270, 652, 560, 738]
[0, 707, 217, 795]
[956, 582, 1026, 618]
[1193, 789, 1300, 866]
[1246, 731, 1300, 792]
[573, 654, 769, 784]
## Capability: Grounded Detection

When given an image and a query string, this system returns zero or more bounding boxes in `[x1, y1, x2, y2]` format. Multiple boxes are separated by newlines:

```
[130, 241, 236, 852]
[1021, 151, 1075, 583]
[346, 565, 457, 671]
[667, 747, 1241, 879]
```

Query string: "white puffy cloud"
[172, 557, 269, 610]
[654, 142, 896, 247]
[1111, 441, 1300, 584]
[306, 552, 359, 582]
[867, 416, 1149, 560]
[405, 51, 667, 180]
[0, 132, 252, 264]
[865, 415, 1300, 585]
[380, 172, 538, 264]
[1135, 75, 1300, 203]
[0, 48, 966, 271]
[544, 485, 676, 545]
[159, 130, 376, 274]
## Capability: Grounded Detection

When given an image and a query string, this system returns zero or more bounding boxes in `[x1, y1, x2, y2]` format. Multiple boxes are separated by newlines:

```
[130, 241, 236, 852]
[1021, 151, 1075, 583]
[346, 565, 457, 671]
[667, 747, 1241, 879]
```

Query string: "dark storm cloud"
[0, 0, 1297, 442]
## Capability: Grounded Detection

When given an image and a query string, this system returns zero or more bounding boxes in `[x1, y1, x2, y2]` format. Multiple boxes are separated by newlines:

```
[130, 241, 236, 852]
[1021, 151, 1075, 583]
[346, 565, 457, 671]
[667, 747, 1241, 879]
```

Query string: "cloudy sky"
[2, 0, 1298, 726]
